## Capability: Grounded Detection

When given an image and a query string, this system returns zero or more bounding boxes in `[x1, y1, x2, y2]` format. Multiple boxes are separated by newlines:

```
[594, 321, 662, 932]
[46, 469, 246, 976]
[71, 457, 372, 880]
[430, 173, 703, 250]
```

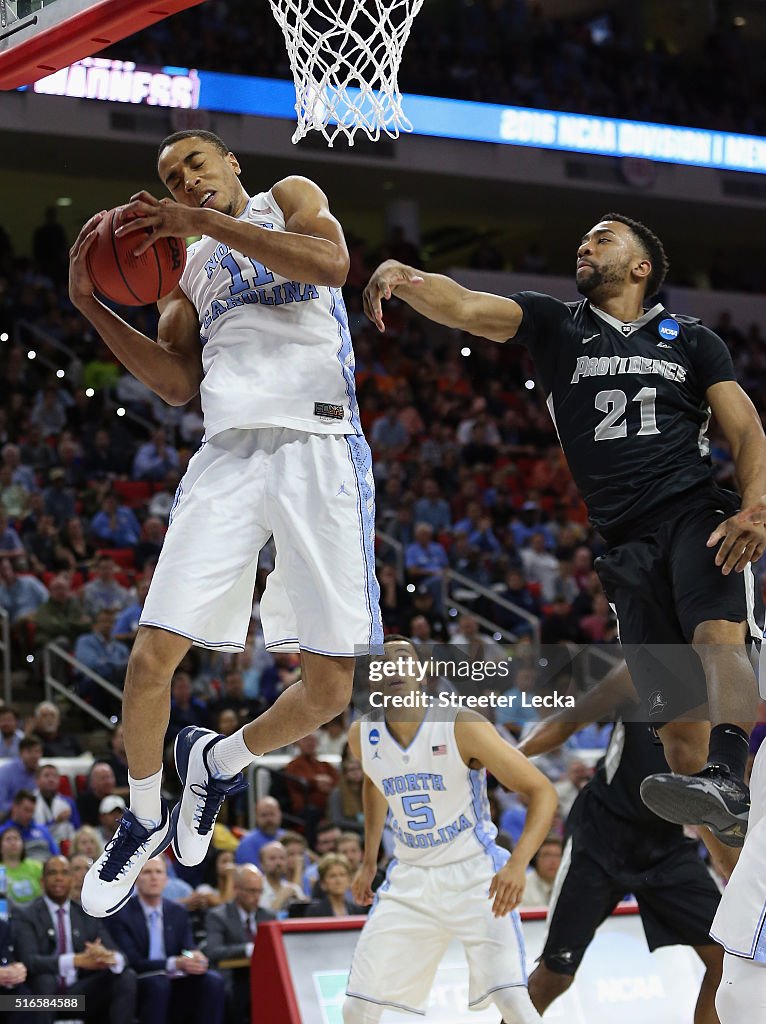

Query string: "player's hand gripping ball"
[85, 206, 186, 306]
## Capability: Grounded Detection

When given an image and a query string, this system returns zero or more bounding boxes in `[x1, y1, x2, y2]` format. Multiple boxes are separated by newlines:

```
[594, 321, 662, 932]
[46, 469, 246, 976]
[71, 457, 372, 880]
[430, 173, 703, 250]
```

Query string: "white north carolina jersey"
[711, 739, 766, 959]
[179, 191, 360, 441]
[360, 709, 503, 868]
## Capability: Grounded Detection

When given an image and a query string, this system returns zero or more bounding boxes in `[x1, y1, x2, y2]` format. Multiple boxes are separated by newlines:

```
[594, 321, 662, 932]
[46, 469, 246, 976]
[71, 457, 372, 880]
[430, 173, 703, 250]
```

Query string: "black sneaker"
[640, 764, 749, 847]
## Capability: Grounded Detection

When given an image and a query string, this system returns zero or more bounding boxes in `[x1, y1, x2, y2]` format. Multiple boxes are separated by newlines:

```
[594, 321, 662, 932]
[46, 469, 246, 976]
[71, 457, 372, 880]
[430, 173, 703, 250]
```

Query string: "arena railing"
[14, 319, 156, 434]
[444, 566, 541, 649]
[43, 640, 121, 731]
[376, 528, 540, 648]
[0, 607, 11, 703]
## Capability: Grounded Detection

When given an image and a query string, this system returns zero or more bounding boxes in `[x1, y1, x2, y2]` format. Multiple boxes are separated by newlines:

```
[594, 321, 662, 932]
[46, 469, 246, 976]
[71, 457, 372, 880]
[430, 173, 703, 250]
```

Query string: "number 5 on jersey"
[402, 794, 436, 831]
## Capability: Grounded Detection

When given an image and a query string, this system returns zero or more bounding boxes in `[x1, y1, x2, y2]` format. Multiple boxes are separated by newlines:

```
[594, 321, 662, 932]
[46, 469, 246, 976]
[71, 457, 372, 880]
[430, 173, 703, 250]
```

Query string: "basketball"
[85, 206, 186, 306]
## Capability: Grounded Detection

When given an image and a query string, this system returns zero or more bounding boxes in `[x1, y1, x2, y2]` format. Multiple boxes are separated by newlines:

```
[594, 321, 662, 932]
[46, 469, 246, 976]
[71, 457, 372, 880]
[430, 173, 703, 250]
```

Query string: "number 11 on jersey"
[220, 252, 274, 294]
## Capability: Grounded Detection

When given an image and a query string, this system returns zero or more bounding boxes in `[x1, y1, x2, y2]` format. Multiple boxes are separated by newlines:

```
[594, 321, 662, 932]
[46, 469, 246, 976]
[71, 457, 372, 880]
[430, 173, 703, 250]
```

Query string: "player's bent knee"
[301, 653, 355, 720]
[127, 627, 190, 689]
[342, 996, 384, 1024]
[493, 986, 543, 1023]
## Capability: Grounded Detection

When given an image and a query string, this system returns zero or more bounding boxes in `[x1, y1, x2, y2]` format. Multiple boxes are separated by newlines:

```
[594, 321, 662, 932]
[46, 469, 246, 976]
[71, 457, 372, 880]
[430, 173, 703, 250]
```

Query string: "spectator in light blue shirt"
[82, 555, 131, 617]
[0, 737, 43, 816]
[234, 797, 286, 867]
[412, 478, 452, 533]
[0, 789, 59, 862]
[0, 510, 24, 559]
[89, 493, 141, 548]
[0, 558, 48, 625]
[74, 610, 131, 693]
[453, 501, 502, 554]
[132, 427, 180, 483]
[405, 522, 449, 611]
[112, 577, 150, 643]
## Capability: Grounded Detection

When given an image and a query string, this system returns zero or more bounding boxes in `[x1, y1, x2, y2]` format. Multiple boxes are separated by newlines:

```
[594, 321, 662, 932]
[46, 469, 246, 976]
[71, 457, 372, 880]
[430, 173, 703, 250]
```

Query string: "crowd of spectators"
[106, 0, 766, 137]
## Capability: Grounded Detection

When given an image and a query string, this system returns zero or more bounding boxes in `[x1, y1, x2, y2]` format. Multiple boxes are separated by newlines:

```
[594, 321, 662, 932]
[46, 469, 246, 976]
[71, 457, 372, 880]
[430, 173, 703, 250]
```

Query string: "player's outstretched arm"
[706, 380, 766, 574]
[518, 660, 635, 759]
[116, 177, 349, 288]
[347, 722, 387, 906]
[363, 259, 523, 341]
[69, 213, 203, 406]
[455, 715, 558, 915]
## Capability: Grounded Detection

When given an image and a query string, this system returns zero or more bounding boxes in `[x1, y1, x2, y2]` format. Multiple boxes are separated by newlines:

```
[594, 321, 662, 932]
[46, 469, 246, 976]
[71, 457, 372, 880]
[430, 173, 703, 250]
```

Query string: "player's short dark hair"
[157, 130, 229, 160]
[383, 633, 420, 659]
[19, 736, 42, 752]
[600, 212, 669, 297]
[0, 705, 18, 718]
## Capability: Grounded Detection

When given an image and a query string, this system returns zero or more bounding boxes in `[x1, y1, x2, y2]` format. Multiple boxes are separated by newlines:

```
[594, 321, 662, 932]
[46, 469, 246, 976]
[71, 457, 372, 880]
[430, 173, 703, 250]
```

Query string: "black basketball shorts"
[541, 794, 721, 976]
[596, 494, 762, 721]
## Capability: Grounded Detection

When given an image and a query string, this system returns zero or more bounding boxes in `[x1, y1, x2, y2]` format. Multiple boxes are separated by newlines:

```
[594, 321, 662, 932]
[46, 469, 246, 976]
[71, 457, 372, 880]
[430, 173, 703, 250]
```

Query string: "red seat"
[97, 548, 135, 569]
[58, 776, 73, 797]
[112, 480, 152, 508]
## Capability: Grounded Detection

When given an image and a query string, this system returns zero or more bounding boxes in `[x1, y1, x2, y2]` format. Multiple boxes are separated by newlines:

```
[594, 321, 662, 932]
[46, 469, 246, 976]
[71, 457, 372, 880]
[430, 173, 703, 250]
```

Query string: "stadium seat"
[112, 480, 152, 507]
[97, 547, 135, 569]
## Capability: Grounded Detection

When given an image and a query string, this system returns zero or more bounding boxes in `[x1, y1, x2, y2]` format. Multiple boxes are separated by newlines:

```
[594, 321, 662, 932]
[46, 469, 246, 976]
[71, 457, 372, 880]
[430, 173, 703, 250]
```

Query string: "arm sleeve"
[688, 325, 737, 392]
[508, 291, 572, 352]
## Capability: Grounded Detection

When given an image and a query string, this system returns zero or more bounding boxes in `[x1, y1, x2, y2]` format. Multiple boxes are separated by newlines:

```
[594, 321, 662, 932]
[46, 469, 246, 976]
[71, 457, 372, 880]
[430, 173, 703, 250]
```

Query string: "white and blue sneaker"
[81, 800, 174, 917]
[172, 727, 249, 867]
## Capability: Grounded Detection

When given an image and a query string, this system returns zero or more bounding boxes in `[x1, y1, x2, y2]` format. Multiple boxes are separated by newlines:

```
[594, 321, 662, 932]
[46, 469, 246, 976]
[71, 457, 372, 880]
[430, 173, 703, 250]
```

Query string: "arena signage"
[31, 57, 200, 107]
[25, 61, 766, 174]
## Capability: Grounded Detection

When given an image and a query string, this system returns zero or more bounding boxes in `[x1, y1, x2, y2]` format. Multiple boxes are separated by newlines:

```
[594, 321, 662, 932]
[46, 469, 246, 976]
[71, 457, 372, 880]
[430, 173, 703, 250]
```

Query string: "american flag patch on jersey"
[432, 744, 447, 755]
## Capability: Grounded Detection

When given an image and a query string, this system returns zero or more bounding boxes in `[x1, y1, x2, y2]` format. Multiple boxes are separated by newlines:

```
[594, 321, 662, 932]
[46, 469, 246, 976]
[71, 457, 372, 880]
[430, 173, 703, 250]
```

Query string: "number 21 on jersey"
[594, 387, 660, 441]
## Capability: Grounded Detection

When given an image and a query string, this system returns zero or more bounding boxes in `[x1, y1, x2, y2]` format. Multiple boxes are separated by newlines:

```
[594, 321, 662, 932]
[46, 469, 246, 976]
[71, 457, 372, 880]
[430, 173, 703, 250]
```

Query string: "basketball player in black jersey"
[363, 214, 766, 847]
[517, 663, 724, 1023]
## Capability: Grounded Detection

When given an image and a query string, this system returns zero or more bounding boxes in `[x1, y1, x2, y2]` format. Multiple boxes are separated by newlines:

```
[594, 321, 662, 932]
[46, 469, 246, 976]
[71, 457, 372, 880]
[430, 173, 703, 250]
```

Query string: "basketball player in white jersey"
[67, 130, 382, 917]
[711, 736, 766, 1020]
[343, 636, 558, 1024]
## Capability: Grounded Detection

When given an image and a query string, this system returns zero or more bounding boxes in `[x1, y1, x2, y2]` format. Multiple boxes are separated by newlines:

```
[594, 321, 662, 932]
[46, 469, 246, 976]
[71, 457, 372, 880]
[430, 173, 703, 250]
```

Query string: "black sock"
[707, 724, 750, 780]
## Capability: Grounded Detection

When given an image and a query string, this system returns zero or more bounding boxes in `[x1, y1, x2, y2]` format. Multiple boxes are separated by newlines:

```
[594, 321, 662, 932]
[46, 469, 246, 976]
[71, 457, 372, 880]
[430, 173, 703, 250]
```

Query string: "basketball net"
[267, 0, 424, 146]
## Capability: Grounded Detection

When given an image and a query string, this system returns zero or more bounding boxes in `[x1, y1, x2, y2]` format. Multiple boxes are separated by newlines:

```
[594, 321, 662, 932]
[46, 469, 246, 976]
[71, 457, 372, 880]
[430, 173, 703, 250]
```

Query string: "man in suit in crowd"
[108, 857, 224, 1024]
[204, 864, 274, 1023]
[0, 914, 32, 1023]
[13, 856, 136, 1024]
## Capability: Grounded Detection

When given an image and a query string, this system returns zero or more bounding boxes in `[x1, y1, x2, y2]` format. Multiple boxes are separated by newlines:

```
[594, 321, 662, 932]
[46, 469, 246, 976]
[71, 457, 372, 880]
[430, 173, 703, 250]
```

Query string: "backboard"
[0, 0, 207, 89]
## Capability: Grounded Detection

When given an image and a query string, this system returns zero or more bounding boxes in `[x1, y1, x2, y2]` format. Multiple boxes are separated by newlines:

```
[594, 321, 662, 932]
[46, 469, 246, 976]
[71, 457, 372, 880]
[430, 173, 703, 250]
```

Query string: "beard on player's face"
[576, 257, 631, 299]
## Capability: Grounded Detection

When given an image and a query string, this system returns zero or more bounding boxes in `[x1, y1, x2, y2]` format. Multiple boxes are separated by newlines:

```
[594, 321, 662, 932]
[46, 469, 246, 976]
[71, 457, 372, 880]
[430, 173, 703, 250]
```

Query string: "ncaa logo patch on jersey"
[658, 318, 680, 341]
[369, 728, 380, 745]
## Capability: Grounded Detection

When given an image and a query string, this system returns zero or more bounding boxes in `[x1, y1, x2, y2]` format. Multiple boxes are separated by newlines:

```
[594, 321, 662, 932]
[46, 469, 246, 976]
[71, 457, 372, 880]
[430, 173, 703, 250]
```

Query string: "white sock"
[128, 768, 163, 829]
[207, 727, 257, 779]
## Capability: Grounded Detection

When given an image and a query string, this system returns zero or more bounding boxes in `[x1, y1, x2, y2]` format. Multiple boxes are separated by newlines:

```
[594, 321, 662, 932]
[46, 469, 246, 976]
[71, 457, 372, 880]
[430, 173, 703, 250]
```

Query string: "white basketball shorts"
[345, 852, 528, 1015]
[140, 427, 383, 655]
[710, 739, 766, 960]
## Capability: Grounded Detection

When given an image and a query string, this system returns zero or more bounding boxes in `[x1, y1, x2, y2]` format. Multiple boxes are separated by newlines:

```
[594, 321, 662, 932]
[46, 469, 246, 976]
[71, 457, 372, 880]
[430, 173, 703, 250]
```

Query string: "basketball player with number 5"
[68, 130, 382, 917]
[343, 636, 557, 1024]
[364, 215, 766, 861]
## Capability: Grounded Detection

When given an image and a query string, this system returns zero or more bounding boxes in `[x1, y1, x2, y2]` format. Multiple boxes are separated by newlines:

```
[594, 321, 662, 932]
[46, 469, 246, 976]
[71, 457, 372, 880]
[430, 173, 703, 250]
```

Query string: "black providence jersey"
[511, 292, 737, 537]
